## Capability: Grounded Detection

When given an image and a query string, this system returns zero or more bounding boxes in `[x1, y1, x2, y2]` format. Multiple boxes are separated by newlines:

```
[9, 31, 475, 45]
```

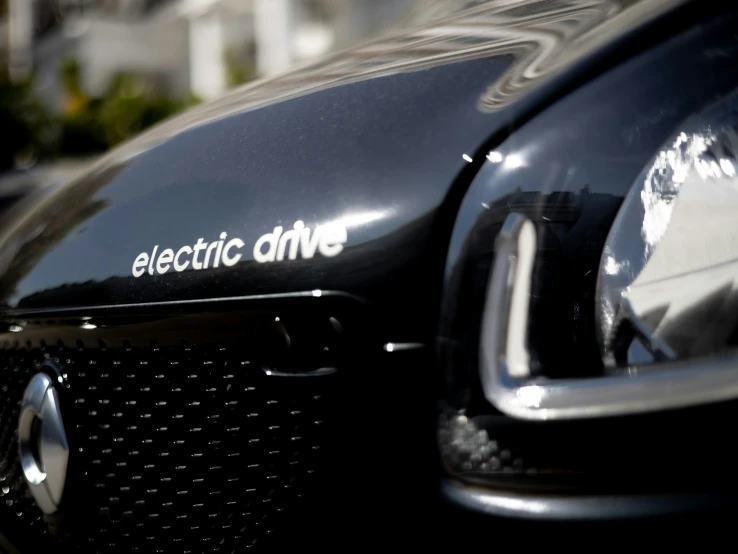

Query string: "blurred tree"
[95, 72, 182, 146]
[58, 59, 189, 155]
[224, 47, 255, 89]
[0, 72, 54, 170]
[0, 57, 197, 168]
[60, 59, 90, 116]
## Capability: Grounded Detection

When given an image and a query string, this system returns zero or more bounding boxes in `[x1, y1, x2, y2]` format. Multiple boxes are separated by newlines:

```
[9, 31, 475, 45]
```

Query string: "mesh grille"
[0, 337, 336, 552]
[0, 350, 47, 541]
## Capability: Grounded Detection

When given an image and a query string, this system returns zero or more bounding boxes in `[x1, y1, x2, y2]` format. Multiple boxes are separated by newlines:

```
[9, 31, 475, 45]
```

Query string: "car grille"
[0, 299, 358, 553]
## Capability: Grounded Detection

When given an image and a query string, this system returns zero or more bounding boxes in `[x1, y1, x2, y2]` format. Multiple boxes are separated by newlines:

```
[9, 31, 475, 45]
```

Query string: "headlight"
[438, 12, 738, 518]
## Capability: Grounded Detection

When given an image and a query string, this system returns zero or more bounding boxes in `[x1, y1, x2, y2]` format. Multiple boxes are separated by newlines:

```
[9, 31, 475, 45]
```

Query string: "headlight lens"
[598, 91, 738, 366]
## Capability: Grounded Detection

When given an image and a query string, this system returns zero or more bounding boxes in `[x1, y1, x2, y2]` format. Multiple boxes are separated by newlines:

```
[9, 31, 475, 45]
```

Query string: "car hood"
[0, 0, 684, 317]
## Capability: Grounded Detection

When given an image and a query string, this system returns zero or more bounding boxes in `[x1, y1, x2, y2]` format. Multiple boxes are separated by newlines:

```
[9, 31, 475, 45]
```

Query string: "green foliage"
[58, 62, 188, 155]
[60, 58, 84, 98]
[224, 48, 255, 88]
[98, 73, 180, 147]
[0, 57, 213, 168]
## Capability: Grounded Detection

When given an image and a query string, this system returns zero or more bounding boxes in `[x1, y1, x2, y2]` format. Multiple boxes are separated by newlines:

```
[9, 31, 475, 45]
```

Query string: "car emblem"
[18, 367, 69, 514]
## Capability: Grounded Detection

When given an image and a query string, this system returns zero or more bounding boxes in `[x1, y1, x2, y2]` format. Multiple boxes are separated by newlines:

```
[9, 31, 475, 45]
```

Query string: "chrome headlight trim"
[480, 212, 738, 420]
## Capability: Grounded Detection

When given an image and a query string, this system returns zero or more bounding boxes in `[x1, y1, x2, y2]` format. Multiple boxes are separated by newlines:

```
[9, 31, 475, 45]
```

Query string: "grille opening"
[0, 297, 367, 552]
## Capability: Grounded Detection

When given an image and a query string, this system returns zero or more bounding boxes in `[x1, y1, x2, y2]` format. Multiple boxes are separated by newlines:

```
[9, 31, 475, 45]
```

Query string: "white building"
[3, 0, 413, 112]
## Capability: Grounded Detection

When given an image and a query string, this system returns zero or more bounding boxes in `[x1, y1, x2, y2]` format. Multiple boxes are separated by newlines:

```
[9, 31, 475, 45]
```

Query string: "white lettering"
[277, 228, 301, 261]
[203, 241, 219, 269]
[192, 238, 207, 270]
[299, 226, 321, 259]
[148, 245, 159, 275]
[174, 246, 192, 272]
[214, 232, 226, 267]
[318, 224, 347, 257]
[131, 222, 348, 276]
[132, 252, 149, 278]
[222, 238, 244, 266]
[288, 221, 304, 259]
[253, 226, 282, 263]
[157, 248, 174, 274]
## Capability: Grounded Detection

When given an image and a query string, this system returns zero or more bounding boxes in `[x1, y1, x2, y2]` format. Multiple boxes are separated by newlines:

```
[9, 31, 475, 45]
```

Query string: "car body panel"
[0, 0, 690, 325]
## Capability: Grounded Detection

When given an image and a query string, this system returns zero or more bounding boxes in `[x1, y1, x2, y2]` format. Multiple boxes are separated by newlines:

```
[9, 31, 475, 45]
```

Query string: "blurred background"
[0, 0, 429, 187]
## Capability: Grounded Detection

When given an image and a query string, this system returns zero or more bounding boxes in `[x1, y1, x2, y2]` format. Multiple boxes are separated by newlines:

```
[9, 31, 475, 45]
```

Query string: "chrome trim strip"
[262, 367, 338, 378]
[0, 290, 365, 318]
[442, 479, 732, 520]
[480, 213, 738, 420]
[383, 342, 425, 352]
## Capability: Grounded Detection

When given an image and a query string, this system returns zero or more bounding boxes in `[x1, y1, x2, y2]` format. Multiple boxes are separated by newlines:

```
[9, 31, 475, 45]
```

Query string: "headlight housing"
[438, 9, 738, 517]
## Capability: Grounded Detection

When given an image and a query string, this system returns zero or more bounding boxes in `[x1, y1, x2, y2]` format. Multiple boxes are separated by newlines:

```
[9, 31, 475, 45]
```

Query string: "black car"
[1, 0, 738, 551]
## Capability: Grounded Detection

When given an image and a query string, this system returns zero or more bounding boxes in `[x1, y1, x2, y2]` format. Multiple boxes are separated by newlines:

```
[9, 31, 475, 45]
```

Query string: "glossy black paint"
[438, 6, 738, 499]
[0, 0, 696, 342]
[0, 0, 737, 543]
[0, 58, 510, 339]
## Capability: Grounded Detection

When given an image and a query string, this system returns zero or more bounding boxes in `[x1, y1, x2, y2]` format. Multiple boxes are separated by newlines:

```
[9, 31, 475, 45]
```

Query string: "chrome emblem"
[18, 369, 69, 514]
